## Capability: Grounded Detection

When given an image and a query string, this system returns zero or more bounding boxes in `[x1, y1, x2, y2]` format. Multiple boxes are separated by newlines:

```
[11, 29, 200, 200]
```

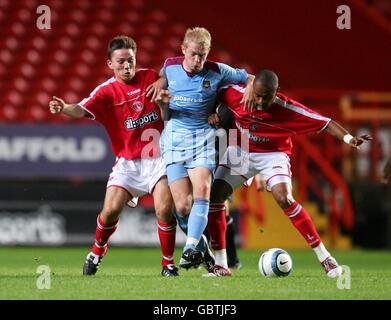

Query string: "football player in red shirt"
[205, 70, 372, 277]
[49, 36, 178, 277]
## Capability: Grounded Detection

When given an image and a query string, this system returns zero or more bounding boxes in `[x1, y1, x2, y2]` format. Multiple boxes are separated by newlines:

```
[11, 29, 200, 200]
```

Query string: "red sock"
[92, 215, 119, 256]
[157, 220, 176, 267]
[283, 201, 321, 248]
[207, 203, 227, 250]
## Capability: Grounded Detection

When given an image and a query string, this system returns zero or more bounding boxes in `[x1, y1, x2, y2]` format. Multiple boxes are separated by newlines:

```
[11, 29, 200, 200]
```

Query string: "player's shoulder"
[134, 68, 159, 83]
[135, 68, 158, 77]
[219, 83, 246, 94]
[164, 56, 184, 67]
[274, 92, 304, 108]
[91, 77, 117, 94]
[204, 60, 221, 74]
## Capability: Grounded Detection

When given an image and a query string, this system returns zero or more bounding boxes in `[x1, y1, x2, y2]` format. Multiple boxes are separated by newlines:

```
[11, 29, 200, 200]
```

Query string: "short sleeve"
[217, 62, 248, 86]
[79, 85, 110, 123]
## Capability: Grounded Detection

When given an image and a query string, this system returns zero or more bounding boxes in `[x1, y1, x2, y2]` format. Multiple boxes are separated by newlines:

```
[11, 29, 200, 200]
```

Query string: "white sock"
[313, 242, 331, 262]
[185, 237, 199, 250]
[214, 249, 228, 269]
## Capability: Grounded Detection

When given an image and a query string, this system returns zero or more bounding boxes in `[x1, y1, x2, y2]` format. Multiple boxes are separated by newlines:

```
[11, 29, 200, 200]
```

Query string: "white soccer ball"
[259, 248, 292, 277]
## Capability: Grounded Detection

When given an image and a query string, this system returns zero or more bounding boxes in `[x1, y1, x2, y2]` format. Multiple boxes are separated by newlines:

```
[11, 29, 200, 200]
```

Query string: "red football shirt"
[218, 84, 331, 156]
[79, 69, 163, 159]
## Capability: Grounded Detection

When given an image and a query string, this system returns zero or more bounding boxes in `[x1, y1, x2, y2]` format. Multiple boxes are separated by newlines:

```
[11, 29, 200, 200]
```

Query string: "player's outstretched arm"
[155, 89, 171, 121]
[325, 120, 372, 149]
[146, 71, 168, 103]
[48, 96, 86, 119]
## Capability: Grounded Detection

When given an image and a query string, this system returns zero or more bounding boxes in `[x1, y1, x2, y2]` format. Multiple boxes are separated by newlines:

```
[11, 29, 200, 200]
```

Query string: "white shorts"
[215, 145, 292, 191]
[107, 157, 166, 207]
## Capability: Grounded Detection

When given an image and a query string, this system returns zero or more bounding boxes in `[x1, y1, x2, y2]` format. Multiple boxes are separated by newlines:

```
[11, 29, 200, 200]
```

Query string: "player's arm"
[325, 120, 372, 149]
[146, 70, 168, 103]
[48, 96, 87, 118]
[154, 89, 171, 121]
[241, 74, 255, 112]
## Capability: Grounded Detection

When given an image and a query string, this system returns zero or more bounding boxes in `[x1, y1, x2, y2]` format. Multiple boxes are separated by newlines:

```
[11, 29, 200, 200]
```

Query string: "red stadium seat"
[26, 49, 42, 65]
[32, 36, 48, 51]
[1, 104, 20, 122]
[13, 77, 29, 93]
[0, 48, 12, 64]
[5, 37, 20, 51]
[0, 1, 250, 123]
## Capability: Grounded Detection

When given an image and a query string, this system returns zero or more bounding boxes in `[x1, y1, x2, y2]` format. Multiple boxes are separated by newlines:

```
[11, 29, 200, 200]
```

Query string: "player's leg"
[225, 199, 241, 269]
[83, 186, 129, 275]
[270, 182, 342, 278]
[166, 163, 201, 268]
[176, 167, 212, 268]
[151, 176, 179, 277]
[205, 164, 249, 276]
[173, 210, 216, 271]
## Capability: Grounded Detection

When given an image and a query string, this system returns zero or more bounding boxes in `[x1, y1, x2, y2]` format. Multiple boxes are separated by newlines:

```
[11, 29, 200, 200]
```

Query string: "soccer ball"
[259, 248, 292, 277]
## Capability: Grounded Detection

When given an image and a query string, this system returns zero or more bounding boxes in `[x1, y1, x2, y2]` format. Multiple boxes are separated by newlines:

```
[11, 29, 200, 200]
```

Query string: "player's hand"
[49, 96, 65, 114]
[348, 134, 372, 149]
[208, 113, 221, 127]
[155, 89, 172, 105]
[255, 174, 266, 192]
[381, 160, 391, 185]
[146, 77, 168, 103]
[241, 84, 255, 112]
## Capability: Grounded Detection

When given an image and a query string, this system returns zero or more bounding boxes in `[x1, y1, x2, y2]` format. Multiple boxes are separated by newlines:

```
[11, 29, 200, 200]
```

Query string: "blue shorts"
[160, 123, 216, 184]
[166, 163, 215, 185]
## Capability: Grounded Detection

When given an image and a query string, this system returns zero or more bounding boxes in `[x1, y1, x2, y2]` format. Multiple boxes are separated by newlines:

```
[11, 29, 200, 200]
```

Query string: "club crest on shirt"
[250, 123, 258, 131]
[202, 80, 211, 89]
[132, 101, 143, 112]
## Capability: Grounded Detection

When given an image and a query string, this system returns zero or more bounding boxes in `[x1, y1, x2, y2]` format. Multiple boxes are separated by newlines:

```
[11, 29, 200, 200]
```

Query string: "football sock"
[92, 214, 119, 256]
[173, 211, 210, 253]
[157, 220, 177, 267]
[283, 201, 321, 249]
[313, 242, 331, 263]
[226, 215, 239, 264]
[214, 249, 228, 269]
[184, 198, 210, 251]
[207, 203, 227, 251]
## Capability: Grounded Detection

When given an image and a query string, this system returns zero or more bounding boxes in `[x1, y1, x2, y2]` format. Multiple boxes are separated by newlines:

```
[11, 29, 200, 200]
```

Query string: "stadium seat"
[0, 0, 250, 123]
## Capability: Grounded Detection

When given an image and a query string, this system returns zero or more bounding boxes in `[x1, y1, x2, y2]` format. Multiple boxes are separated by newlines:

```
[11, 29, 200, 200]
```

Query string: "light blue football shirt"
[160, 56, 248, 169]
[162, 56, 248, 130]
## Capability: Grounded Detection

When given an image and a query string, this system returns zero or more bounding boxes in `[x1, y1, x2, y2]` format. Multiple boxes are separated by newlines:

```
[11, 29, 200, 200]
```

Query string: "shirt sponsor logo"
[124, 111, 160, 130]
[172, 95, 203, 103]
[128, 89, 141, 96]
[236, 122, 271, 143]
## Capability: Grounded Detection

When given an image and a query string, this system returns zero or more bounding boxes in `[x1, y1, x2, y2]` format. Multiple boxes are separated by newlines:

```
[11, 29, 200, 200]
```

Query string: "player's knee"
[102, 202, 123, 218]
[175, 200, 191, 216]
[193, 184, 211, 199]
[155, 203, 175, 224]
[275, 195, 294, 210]
[210, 181, 232, 203]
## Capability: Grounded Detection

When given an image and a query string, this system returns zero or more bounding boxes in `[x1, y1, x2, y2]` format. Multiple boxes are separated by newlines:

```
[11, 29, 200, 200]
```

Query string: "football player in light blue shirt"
[154, 27, 254, 270]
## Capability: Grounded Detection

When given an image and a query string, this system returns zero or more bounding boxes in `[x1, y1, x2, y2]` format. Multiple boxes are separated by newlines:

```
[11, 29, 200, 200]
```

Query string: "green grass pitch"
[0, 247, 390, 300]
